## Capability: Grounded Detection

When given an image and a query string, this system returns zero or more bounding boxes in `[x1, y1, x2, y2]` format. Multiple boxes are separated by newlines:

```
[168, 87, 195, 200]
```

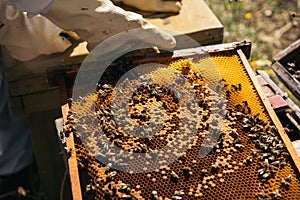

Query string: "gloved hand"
[112, 0, 182, 13]
[42, 0, 176, 51]
[0, 2, 72, 62]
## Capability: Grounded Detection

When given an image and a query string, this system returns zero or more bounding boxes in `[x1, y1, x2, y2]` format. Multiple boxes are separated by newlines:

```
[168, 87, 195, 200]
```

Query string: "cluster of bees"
[286, 62, 300, 81]
[62, 55, 300, 199]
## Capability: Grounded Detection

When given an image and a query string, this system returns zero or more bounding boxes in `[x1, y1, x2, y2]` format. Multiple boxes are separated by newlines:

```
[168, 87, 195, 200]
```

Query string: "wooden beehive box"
[142, 0, 223, 47]
[271, 39, 300, 100]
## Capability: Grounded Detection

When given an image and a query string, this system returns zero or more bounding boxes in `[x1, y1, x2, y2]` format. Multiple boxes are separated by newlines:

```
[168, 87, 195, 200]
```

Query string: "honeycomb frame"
[61, 45, 300, 200]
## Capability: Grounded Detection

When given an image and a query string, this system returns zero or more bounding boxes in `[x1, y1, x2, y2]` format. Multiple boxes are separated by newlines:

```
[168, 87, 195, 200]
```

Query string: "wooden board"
[27, 108, 66, 200]
[146, 0, 223, 46]
[61, 104, 83, 200]
[116, 0, 224, 47]
[22, 89, 61, 113]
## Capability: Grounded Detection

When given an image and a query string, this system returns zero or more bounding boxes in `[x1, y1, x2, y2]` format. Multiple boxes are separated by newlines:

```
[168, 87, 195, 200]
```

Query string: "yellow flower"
[245, 12, 252, 20]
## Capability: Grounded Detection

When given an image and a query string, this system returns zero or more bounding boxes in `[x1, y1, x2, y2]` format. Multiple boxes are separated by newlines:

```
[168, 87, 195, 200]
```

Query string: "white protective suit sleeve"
[3, 0, 176, 52]
[0, 63, 34, 176]
[0, 1, 73, 62]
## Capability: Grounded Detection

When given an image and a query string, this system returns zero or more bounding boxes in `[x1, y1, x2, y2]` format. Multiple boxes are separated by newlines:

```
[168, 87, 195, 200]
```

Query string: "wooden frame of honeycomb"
[59, 42, 300, 200]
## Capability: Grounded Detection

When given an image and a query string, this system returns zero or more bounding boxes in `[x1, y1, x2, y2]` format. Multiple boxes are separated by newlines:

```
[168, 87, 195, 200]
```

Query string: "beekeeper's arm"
[0, 1, 73, 61]
[2, 0, 176, 54]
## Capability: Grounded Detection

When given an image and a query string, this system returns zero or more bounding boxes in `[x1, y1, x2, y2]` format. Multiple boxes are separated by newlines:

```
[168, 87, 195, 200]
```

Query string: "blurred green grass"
[204, 0, 299, 62]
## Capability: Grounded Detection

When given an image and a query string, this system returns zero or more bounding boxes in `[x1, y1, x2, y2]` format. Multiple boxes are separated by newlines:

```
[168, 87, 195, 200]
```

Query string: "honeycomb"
[62, 50, 300, 199]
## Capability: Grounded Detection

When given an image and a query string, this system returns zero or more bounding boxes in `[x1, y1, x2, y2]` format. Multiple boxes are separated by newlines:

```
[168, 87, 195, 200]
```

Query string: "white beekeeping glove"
[42, 0, 176, 51]
[0, 2, 72, 62]
[112, 0, 182, 13]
